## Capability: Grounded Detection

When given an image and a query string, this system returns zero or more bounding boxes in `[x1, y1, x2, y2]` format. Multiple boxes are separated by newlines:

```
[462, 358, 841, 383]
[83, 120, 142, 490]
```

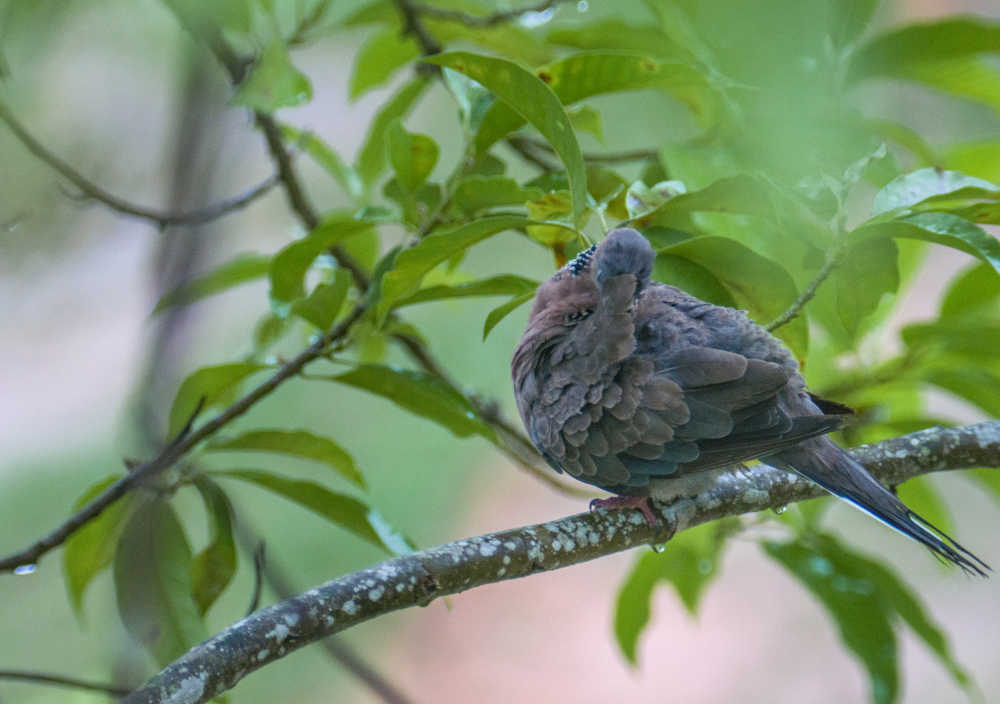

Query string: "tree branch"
[0, 303, 368, 573]
[123, 421, 1000, 704]
[0, 101, 278, 229]
[508, 135, 658, 165]
[765, 245, 845, 332]
[0, 669, 131, 697]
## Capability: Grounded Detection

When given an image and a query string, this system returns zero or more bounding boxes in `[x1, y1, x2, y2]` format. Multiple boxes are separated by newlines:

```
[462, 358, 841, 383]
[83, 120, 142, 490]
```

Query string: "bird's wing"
[548, 346, 844, 491]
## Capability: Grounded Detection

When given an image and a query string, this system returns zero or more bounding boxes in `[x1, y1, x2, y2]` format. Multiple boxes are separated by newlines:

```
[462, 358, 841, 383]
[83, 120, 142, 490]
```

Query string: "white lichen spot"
[410, 576, 418, 584]
[342, 600, 358, 615]
[324, 615, 335, 627]
[366, 579, 376, 588]
[502, 555, 511, 565]
[628, 512, 645, 525]
[369, 586, 385, 601]
[283, 613, 299, 628]
[163, 675, 206, 704]
[504, 541, 516, 550]
[396, 583, 406, 592]
[265, 624, 290, 644]
[497, 567, 507, 577]
[551, 539, 562, 551]
[479, 542, 497, 557]
[257, 649, 270, 661]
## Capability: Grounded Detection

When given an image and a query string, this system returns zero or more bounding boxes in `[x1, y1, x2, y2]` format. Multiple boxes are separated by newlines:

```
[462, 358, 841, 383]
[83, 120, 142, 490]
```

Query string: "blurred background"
[1, 0, 998, 702]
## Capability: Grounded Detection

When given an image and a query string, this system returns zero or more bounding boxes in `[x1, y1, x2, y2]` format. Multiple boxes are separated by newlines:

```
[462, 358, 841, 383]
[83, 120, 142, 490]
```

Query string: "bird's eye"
[564, 308, 594, 324]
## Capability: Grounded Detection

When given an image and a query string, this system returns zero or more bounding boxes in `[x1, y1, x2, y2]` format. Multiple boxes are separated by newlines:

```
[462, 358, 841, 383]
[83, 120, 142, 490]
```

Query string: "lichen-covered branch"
[0, 101, 278, 229]
[123, 421, 1000, 704]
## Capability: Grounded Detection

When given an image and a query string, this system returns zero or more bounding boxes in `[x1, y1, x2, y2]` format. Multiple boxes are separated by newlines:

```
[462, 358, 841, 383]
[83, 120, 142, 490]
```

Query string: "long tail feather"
[772, 438, 990, 577]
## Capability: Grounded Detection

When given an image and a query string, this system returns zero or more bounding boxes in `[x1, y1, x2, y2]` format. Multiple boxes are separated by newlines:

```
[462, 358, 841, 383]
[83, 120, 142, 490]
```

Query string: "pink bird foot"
[589, 495, 659, 527]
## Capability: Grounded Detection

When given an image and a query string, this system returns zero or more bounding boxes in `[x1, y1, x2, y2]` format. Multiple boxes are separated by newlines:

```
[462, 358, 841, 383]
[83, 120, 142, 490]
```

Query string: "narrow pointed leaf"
[214, 469, 387, 550]
[871, 168, 997, 217]
[190, 476, 237, 616]
[425, 51, 588, 224]
[322, 364, 497, 441]
[854, 213, 1000, 275]
[396, 274, 539, 308]
[452, 176, 543, 216]
[168, 362, 269, 439]
[940, 262, 1000, 319]
[279, 124, 362, 200]
[835, 237, 899, 340]
[207, 429, 364, 488]
[114, 498, 208, 666]
[232, 42, 312, 112]
[64, 475, 135, 616]
[376, 215, 569, 321]
[483, 292, 535, 340]
[153, 254, 270, 314]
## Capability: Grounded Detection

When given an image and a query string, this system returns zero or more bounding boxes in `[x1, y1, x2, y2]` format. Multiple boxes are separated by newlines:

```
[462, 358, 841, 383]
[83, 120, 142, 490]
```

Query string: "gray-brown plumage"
[512, 228, 988, 575]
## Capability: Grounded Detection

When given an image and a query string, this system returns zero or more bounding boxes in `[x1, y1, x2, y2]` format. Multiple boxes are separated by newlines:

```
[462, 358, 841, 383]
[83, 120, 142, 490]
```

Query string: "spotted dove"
[512, 228, 987, 575]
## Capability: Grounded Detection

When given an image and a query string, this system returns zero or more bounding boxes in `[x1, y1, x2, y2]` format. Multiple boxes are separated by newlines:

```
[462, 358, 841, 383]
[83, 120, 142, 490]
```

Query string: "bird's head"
[512, 229, 654, 387]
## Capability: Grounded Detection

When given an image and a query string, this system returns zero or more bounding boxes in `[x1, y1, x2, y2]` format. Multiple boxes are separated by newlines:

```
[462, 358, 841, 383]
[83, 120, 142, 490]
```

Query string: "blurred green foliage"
[1, 0, 999, 702]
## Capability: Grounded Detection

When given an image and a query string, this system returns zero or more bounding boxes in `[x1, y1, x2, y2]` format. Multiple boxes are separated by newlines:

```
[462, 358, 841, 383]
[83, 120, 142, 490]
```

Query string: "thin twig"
[411, 0, 574, 27]
[245, 541, 266, 616]
[0, 102, 278, 229]
[505, 136, 560, 172]
[392, 0, 442, 57]
[0, 303, 368, 573]
[509, 135, 658, 165]
[0, 669, 131, 697]
[765, 246, 845, 332]
[123, 421, 1000, 704]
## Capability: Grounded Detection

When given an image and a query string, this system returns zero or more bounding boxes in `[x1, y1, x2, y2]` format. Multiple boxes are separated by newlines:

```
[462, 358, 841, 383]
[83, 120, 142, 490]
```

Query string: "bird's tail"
[771, 437, 990, 576]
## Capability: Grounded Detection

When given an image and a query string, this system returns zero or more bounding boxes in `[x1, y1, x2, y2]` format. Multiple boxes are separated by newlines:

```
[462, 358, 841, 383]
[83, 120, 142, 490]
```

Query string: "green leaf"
[633, 175, 782, 228]
[900, 57, 1000, 117]
[922, 366, 1000, 417]
[291, 268, 351, 330]
[269, 214, 374, 310]
[442, 66, 495, 134]
[483, 291, 534, 340]
[279, 124, 363, 200]
[452, 176, 543, 216]
[63, 475, 135, 616]
[546, 20, 681, 58]
[657, 236, 809, 360]
[207, 429, 365, 488]
[357, 76, 430, 189]
[946, 140, 1000, 183]
[849, 17, 1000, 82]
[153, 254, 270, 314]
[425, 51, 588, 224]
[114, 497, 207, 666]
[653, 253, 736, 308]
[864, 119, 938, 166]
[168, 362, 269, 438]
[190, 476, 237, 616]
[396, 274, 538, 308]
[764, 539, 898, 704]
[376, 215, 569, 321]
[854, 213, 1000, 275]
[614, 521, 735, 665]
[470, 51, 713, 155]
[214, 469, 387, 550]
[232, 41, 312, 113]
[871, 168, 997, 217]
[835, 237, 899, 340]
[902, 321, 1000, 360]
[771, 533, 973, 697]
[323, 364, 497, 441]
[940, 262, 1000, 319]
[387, 120, 439, 193]
[350, 26, 419, 100]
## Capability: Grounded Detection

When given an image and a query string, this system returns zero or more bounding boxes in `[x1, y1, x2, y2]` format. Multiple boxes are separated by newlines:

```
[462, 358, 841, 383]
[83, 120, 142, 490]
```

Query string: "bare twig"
[765, 246, 845, 332]
[392, 0, 442, 57]
[411, 0, 574, 27]
[505, 136, 560, 172]
[123, 421, 1000, 704]
[0, 303, 368, 573]
[0, 102, 278, 229]
[0, 669, 131, 697]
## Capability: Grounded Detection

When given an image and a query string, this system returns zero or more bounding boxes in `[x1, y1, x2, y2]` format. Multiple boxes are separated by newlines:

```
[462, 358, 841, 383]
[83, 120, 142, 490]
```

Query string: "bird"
[512, 227, 988, 575]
